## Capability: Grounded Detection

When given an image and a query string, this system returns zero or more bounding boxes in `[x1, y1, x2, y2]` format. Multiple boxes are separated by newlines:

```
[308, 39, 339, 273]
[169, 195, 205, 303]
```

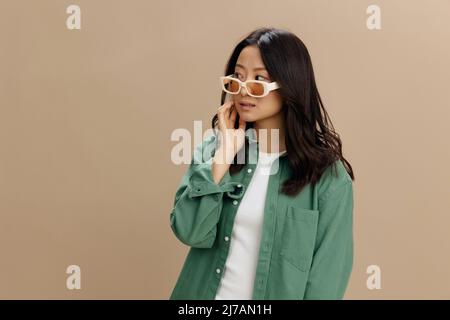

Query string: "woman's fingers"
[216, 101, 247, 154]
[238, 114, 246, 130]
[217, 105, 228, 131]
[217, 101, 234, 130]
[229, 106, 237, 127]
[217, 100, 233, 113]
[217, 113, 225, 133]
[225, 102, 233, 123]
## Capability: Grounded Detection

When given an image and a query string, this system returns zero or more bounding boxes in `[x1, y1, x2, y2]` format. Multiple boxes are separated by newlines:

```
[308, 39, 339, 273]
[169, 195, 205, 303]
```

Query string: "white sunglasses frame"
[219, 74, 280, 98]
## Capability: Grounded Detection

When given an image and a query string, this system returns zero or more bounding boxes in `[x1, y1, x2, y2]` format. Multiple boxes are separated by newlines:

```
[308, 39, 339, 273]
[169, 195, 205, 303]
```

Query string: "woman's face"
[231, 45, 283, 123]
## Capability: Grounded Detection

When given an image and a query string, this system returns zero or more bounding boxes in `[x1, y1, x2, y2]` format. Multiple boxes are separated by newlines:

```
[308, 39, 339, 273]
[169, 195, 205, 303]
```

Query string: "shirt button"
[216, 268, 221, 274]
[232, 200, 238, 205]
[247, 168, 252, 174]
[224, 236, 230, 242]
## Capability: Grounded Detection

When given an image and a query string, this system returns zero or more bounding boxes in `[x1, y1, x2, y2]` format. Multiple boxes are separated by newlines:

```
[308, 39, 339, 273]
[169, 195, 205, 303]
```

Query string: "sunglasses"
[219, 74, 280, 98]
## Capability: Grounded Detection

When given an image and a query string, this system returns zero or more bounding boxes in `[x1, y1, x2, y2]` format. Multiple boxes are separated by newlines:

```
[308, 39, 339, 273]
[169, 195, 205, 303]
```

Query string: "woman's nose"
[240, 84, 248, 96]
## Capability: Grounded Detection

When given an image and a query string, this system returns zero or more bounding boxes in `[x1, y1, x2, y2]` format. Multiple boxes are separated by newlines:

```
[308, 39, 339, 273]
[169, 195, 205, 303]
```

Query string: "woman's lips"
[238, 101, 256, 110]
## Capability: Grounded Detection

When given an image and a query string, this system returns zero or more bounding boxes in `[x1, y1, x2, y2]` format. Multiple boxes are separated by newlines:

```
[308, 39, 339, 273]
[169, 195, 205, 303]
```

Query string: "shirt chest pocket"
[279, 206, 319, 272]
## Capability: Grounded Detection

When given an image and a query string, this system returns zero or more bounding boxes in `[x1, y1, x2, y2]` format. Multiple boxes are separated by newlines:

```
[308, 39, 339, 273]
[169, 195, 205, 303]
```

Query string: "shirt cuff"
[187, 162, 234, 198]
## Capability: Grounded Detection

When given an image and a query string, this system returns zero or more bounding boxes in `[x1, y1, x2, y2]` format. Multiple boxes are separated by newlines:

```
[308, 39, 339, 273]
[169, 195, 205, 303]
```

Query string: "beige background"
[1, 0, 449, 299]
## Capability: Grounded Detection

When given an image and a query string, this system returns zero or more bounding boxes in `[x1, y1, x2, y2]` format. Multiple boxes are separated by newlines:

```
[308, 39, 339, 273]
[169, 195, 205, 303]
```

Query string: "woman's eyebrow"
[235, 63, 267, 71]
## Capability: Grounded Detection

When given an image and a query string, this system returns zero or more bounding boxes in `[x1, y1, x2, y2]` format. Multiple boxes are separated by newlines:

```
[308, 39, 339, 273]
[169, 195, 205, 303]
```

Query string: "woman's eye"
[233, 73, 268, 81]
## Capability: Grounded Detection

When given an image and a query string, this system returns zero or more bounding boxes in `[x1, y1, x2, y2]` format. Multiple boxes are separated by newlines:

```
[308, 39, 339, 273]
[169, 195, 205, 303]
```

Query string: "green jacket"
[169, 130, 354, 300]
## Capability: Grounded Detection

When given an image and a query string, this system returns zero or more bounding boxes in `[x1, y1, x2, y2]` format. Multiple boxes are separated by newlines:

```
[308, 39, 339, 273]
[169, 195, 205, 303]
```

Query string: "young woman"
[169, 27, 355, 300]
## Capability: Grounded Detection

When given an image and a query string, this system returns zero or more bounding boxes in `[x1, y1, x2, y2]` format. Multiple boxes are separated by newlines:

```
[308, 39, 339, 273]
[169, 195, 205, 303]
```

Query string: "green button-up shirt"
[169, 129, 354, 300]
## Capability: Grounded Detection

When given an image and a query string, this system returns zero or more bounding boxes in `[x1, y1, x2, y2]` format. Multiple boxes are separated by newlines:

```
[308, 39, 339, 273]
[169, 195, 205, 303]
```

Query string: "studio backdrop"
[1, 0, 449, 299]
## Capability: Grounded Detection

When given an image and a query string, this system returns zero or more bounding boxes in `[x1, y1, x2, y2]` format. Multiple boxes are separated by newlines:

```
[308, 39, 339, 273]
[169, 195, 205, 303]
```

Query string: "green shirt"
[169, 129, 354, 300]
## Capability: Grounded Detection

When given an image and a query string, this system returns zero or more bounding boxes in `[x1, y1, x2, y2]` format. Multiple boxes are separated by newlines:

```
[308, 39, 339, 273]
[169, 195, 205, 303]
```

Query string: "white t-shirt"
[214, 149, 287, 300]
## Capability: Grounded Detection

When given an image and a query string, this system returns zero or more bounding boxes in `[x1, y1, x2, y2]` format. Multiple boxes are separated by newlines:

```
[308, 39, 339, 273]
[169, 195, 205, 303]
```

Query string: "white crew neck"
[258, 149, 286, 156]
[257, 150, 286, 169]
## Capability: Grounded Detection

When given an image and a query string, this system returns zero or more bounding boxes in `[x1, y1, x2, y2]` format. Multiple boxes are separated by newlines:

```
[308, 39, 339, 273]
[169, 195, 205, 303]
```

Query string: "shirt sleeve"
[304, 180, 354, 299]
[169, 135, 236, 248]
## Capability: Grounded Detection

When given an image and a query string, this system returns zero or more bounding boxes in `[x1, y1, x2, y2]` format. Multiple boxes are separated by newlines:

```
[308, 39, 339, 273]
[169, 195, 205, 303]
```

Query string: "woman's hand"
[216, 101, 246, 164]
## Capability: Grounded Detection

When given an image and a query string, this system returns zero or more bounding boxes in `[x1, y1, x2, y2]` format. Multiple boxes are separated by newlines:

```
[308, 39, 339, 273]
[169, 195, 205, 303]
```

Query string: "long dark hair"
[212, 27, 354, 196]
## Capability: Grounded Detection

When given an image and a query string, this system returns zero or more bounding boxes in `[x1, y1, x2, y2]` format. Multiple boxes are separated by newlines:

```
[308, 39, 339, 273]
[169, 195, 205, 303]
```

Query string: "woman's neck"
[254, 115, 286, 153]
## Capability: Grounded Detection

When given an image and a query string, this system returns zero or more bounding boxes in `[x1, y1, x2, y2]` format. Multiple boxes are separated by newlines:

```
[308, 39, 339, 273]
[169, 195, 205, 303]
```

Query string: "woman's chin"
[237, 112, 256, 122]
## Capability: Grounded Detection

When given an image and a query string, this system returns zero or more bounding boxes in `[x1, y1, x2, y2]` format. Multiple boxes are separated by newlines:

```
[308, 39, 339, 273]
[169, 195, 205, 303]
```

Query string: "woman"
[169, 27, 355, 300]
